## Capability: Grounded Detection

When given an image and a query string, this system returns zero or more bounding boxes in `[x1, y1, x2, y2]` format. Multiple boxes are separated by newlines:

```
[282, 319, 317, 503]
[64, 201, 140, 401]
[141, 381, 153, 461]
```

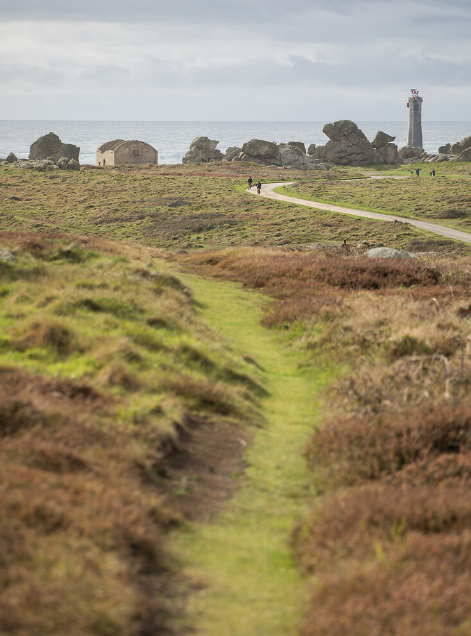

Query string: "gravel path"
[248, 181, 471, 245]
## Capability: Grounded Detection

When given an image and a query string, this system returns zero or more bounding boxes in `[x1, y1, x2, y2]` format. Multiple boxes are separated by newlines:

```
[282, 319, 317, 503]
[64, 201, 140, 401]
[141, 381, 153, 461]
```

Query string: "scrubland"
[1, 162, 470, 255]
[3, 160, 471, 635]
[0, 232, 263, 636]
[177, 247, 471, 635]
[287, 161, 471, 232]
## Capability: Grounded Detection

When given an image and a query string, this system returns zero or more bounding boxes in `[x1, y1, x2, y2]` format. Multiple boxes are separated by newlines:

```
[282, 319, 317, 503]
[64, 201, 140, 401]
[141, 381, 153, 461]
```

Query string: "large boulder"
[320, 120, 375, 165]
[453, 135, 471, 155]
[438, 143, 452, 155]
[376, 143, 400, 164]
[367, 247, 414, 260]
[224, 146, 242, 162]
[6, 152, 17, 163]
[459, 147, 471, 162]
[287, 141, 306, 154]
[371, 131, 396, 149]
[29, 132, 80, 162]
[398, 146, 424, 160]
[309, 120, 400, 166]
[278, 143, 308, 168]
[182, 137, 224, 164]
[238, 139, 282, 166]
[66, 158, 80, 171]
[307, 144, 317, 156]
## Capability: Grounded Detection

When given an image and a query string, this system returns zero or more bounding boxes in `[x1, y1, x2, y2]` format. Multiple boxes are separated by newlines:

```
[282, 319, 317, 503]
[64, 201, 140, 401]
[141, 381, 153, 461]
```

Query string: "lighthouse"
[407, 89, 423, 148]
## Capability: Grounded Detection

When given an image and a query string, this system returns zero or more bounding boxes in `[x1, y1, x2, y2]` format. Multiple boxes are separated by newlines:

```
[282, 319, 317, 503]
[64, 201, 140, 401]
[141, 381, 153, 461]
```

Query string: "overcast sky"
[1, 0, 470, 121]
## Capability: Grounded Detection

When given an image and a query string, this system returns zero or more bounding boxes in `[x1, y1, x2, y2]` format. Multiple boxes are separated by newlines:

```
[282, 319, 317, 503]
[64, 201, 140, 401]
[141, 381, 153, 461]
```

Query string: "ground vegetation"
[176, 246, 471, 635]
[0, 232, 263, 636]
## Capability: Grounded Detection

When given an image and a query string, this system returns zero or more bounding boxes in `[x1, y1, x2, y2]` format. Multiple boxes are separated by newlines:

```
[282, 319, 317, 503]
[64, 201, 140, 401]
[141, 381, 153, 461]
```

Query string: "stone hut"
[96, 140, 158, 166]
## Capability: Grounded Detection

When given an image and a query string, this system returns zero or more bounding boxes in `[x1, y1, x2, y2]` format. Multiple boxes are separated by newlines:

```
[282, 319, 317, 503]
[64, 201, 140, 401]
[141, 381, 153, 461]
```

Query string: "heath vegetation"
[3, 158, 471, 635]
[0, 232, 264, 636]
[2, 161, 470, 255]
[177, 245, 471, 635]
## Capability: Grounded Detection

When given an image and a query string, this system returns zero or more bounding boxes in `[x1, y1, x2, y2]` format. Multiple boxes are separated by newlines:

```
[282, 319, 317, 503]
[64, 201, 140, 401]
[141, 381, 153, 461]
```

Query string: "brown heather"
[0, 234, 264, 636]
[305, 406, 471, 483]
[179, 247, 471, 636]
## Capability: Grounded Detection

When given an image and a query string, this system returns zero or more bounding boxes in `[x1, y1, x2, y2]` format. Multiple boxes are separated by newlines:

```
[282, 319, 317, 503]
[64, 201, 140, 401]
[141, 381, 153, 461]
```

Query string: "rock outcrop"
[0, 249, 15, 263]
[224, 146, 242, 162]
[438, 143, 452, 155]
[66, 158, 80, 171]
[398, 146, 424, 160]
[367, 247, 414, 260]
[229, 139, 329, 169]
[437, 135, 471, 161]
[459, 147, 471, 162]
[287, 141, 306, 154]
[307, 144, 317, 156]
[29, 132, 80, 162]
[182, 137, 224, 163]
[6, 152, 17, 163]
[234, 139, 282, 166]
[278, 143, 309, 168]
[371, 131, 395, 149]
[309, 121, 400, 165]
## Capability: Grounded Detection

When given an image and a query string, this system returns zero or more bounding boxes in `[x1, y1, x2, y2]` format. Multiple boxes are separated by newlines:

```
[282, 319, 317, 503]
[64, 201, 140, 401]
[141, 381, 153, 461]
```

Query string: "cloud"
[0, 1, 470, 119]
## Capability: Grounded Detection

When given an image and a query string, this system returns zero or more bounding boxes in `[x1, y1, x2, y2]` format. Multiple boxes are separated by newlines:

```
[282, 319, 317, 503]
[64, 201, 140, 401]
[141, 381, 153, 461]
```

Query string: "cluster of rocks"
[183, 121, 406, 168]
[182, 136, 332, 170]
[1, 155, 80, 171]
[0, 132, 81, 171]
[308, 120, 401, 165]
[395, 145, 461, 164]
[438, 135, 471, 162]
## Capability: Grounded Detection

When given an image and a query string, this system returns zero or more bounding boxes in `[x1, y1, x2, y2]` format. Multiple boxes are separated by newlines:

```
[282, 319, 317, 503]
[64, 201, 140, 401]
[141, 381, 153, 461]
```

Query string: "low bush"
[295, 483, 471, 571]
[301, 530, 471, 636]
[306, 406, 471, 483]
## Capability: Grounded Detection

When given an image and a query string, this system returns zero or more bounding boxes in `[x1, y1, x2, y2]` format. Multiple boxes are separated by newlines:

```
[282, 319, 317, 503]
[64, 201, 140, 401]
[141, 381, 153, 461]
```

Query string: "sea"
[1, 121, 470, 165]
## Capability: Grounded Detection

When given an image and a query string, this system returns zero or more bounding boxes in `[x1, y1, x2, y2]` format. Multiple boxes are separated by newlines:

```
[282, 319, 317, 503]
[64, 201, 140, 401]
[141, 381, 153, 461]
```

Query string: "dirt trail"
[169, 274, 336, 636]
[251, 182, 471, 245]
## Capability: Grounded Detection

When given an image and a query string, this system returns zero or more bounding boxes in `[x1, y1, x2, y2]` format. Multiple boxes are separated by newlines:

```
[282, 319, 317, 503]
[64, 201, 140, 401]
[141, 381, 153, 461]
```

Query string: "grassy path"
[170, 274, 338, 636]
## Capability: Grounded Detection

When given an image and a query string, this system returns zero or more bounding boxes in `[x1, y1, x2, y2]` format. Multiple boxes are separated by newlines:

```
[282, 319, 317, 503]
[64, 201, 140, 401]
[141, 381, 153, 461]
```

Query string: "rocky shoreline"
[2, 123, 471, 169]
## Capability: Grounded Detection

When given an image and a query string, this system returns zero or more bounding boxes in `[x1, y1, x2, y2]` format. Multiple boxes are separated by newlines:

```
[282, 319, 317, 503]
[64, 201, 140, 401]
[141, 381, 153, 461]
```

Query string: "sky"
[1, 0, 470, 121]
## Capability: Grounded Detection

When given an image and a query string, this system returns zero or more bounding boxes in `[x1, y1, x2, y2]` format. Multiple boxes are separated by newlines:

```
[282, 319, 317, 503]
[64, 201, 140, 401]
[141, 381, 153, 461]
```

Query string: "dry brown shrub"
[0, 366, 175, 635]
[301, 530, 471, 636]
[390, 451, 471, 487]
[306, 406, 471, 483]
[179, 248, 442, 292]
[296, 483, 471, 571]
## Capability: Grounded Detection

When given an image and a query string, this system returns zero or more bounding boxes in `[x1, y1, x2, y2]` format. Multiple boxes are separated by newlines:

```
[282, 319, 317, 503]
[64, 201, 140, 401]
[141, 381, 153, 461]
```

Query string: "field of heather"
[2, 159, 471, 635]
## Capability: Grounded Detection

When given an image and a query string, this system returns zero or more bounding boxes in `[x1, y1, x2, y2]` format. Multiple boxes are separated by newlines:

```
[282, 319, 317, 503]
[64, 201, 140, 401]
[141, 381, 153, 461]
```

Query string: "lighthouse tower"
[407, 89, 423, 148]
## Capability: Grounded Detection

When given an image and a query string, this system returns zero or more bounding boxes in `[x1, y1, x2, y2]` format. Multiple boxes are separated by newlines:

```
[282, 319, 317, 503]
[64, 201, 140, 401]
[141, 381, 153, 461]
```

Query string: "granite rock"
[367, 247, 414, 260]
[182, 137, 224, 163]
[29, 132, 80, 162]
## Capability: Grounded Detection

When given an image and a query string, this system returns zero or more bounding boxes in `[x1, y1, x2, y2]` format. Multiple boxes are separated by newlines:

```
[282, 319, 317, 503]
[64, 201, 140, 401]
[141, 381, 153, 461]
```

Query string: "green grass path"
[170, 274, 338, 636]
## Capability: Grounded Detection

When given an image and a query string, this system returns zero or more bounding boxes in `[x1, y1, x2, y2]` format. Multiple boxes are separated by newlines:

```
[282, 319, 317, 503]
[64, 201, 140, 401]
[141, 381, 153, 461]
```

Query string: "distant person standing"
[256, 180, 262, 194]
[416, 168, 422, 176]
[432, 168, 436, 177]
[248, 176, 253, 189]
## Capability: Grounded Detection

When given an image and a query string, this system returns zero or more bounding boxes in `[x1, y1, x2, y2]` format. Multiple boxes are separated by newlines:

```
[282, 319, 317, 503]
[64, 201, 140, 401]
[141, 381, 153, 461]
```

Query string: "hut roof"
[97, 139, 125, 152]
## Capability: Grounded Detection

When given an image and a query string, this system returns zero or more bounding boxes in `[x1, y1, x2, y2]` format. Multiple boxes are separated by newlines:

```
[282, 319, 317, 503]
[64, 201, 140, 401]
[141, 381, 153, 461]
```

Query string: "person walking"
[248, 176, 253, 189]
[256, 180, 262, 194]
[416, 168, 421, 176]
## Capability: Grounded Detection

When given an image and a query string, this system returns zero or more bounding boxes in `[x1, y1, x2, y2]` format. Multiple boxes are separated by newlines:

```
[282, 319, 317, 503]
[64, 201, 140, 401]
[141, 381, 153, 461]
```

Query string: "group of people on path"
[247, 176, 262, 194]
[411, 168, 436, 177]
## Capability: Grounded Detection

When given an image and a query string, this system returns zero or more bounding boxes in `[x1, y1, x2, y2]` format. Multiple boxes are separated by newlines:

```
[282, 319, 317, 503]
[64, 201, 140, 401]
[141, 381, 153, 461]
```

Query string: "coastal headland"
[2, 156, 471, 635]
